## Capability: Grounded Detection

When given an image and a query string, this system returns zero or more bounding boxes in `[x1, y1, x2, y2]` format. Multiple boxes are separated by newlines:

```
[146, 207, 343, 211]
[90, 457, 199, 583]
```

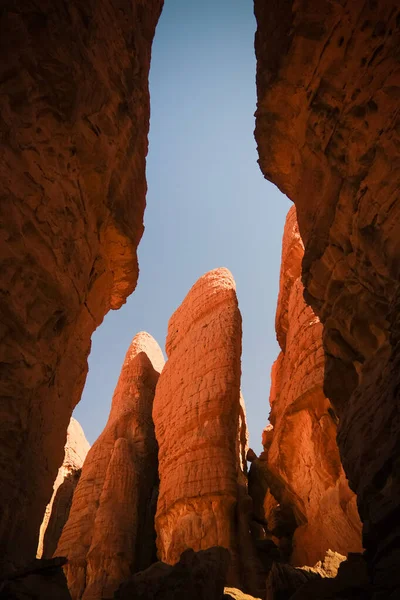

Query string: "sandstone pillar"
[56, 332, 164, 600]
[153, 268, 256, 590]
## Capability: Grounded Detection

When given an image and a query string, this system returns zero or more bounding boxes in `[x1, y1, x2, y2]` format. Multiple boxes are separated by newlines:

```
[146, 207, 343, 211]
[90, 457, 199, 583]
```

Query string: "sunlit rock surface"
[56, 332, 164, 600]
[37, 418, 90, 559]
[265, 208, 362, 565]
[254, 3, 400, 593]
[0, 0, 163, 571]
[153, 268, 258, 591]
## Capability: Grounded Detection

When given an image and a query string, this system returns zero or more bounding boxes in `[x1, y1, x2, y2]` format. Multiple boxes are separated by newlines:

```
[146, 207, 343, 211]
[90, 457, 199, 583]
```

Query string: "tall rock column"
[37, 417, 90, 559]
[254, 1, 400, 594]
[56, 332, 164, 600]
[0, 0, 163, 571]
[265, 207, 362, 565]
[153, 268, 257, 591]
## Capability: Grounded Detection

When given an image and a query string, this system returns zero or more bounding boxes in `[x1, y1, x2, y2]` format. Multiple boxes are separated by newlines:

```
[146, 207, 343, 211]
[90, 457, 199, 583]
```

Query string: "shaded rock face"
[0, 557, 71, 600]
[254, 1, 400, 593]
[115, 547, 230, 600]
[0, 0, 163, 572]
[153, 268, 256, 590]
[264, 207, 362, 565]
[56, 332, 164, 600]
[37, 418, 90, 559]
[266, 551, 369, 600]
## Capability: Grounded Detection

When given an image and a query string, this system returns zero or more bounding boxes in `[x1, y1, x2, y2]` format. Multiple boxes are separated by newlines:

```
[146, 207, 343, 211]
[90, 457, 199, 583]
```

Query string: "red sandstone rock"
[37, 418, 90, 559]
[254, 2, 400, 593]
[265, 208, 362, 565]
[56, 332, 164, 600]
[0, 1, 163, 572]
[153, 268, 256, 591]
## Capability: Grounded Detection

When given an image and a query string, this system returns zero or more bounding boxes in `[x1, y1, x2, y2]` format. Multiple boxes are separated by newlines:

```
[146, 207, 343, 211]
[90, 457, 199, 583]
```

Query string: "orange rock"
[37, 418, 90, 559]
[56, 332, 164, 600]
[254, 2, 400, 592]
[0, 1, 163, 571]
[265, 208, 362, 565]
[153, 268, 256, 590]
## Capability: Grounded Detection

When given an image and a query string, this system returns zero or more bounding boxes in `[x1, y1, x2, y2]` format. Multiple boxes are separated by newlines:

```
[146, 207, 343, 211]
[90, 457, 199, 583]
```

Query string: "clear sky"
[73, 0, 291, 453]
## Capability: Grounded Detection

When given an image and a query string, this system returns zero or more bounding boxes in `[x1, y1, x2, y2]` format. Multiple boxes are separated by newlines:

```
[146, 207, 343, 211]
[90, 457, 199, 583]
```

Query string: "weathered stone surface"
[254, 1, 400, 594]
[0, 0, 163, 572]
[153, 268, 257, 591]
[265, 550, 346, 600]
[115, 547, 230, 600]
[37, 417, 90, 559]
[290, 553, 370, 600]
[56, 332, 164, 600]
[264, 208, 362, 565]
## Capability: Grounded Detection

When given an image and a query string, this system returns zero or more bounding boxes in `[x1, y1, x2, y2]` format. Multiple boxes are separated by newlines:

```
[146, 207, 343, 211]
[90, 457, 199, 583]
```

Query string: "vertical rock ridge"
[264, 207, 362, 566]
[153, 268, 258, 591]
[254, 2, 400, 593]
[56, 332, 164, 600]
[37, 417, 90, 559]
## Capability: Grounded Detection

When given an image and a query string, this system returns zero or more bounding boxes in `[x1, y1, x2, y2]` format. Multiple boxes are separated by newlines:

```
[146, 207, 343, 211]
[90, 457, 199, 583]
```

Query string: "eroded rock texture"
[37, 417, 90, 559]
[153, 268, 256, 590]
[265, 207, 362, 565]
[255, 2, 400, 594]
[0, 0, 163, 572]
[56, 332, 164, 600]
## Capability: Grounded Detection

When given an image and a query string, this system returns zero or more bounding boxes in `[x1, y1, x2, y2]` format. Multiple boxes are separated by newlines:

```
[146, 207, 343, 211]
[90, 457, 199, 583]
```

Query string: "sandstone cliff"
[264, 207, 362, 565]
[37, 417, 90, 559]
[0, 1, 163, 571]
[56, 332, 164, 600]
[153, 268, 257, 591]
[254, 2, 400, 593]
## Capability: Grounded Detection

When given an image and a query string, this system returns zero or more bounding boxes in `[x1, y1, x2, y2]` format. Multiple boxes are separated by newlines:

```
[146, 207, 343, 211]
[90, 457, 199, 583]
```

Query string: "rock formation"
[37, 417, 90, 559]
[115, 547, 230, 600]
[0, 0, 163, 572]
[266, 551, 369, 600]
[153, 268, 257, 591]
[0, 557, 72, 600]
[254, 1, 400, 594]
[262, 207, 362, 565]
[56, 332, 164, 600]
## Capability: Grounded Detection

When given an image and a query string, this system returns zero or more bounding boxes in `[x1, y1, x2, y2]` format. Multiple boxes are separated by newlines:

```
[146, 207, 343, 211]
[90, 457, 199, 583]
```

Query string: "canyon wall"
[0, 0, 163, 572]
[254, 0, 400, 595]
[56, 332, 164, 600]
[266, 206, 362, 565]
[153, 268, 257, 591]
[37, 417, 90, 559]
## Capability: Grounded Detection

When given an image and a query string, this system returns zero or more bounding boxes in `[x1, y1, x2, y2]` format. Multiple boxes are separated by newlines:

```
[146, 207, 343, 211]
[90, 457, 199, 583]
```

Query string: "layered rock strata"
[56, 332, 164, 600]
[153, 268, 256, 590]
[264, 207, 362, 565]
[37, 417, 90, 559]
[0, 0, 163, 572]
[254, 1, 400, 594]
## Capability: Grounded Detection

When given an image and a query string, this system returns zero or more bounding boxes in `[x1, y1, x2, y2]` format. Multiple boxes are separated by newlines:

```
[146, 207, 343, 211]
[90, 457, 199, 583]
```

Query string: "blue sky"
[74, 0, 291, 452]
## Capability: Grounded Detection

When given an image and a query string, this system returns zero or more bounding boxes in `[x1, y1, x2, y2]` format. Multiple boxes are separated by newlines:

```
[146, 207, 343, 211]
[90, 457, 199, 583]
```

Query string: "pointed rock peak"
[198, 267, 237, 290]
[124, 331, 165, 375]
[166, 267, 239, 357]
